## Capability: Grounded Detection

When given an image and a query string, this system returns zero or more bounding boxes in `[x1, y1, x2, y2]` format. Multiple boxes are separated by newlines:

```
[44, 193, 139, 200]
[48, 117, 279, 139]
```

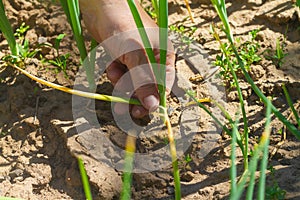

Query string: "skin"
[78, 0, 175, 118]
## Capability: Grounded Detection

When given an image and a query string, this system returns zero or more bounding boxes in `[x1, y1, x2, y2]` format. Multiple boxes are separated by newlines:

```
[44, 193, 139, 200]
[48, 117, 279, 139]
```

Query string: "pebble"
[181, 171, 194, 182]
[9, 169, 24, 180]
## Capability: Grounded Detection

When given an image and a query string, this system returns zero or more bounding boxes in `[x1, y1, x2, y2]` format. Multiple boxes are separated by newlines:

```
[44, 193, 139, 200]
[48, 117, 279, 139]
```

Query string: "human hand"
[79, 0, 175, 118]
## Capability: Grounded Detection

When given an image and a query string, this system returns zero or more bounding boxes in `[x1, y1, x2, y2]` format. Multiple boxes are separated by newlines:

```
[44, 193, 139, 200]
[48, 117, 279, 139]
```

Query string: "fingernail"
[143, 95, 159, 110]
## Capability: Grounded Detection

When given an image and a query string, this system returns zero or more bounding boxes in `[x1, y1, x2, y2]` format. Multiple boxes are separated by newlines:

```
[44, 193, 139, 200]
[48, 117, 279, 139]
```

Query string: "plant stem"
[61, 0, 96, 91]
[151, 0, 159, 18]
[232, 103, 272, 200]
[10, 63, 140, 105]
[165, 112, 181, 200]
[257, 104, 271, 200]
[127, 1, 181, 199]
[78, 158, 93, 200]
[127, 0, 159, 80]
[211, 99, 244, 150]
[184, 0, 195, 23]
[211, 0, 300, 139]
[121, 132, 136, 200]
[0, 0, 18, 56]
[66, 0, 87, 60]
[282, 84, 300, 128]
[211, 24, 249, 170]
[230, 117, 239, 199]
[186, 91, 231, 135]
[232, 47, 300, 139]
[158, 0, 168, 119]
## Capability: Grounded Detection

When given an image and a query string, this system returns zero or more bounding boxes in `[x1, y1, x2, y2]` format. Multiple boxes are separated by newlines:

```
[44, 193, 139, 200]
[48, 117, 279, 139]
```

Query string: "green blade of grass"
[158, 2, 181, 198]
[158, 0, 168, 113]
[246, 104, 271, 200]
[186, 91, 230, 132]
[66, 0, 87, 60]
[231, 103, 272, 200]
[185, 91, 244, 151]
[186, 91, 245, 154]
[60, 0, 96, 91]
[0, 0, 18, 56]
[120, 133, 136, 200]
[282, 84, 300, 128]
[126, 0, 159, 83]
[164, 115, 181, 200]
[211, 99, 245, 156]
[127, 2, 181, 199]
[257, 103, 272, 200]
[78, 157, 93, 200]
[59, 0, 71, 28]
[230, 116, 239, 199]
[210, 0, 233, 42]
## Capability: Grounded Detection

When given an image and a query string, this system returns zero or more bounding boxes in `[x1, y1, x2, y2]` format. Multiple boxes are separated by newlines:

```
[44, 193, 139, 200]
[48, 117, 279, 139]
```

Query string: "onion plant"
[7, 63, 140, 105]
[59, 0, 96, 92]
[126, 0, 181, 199]
[120, 133, 136, 200]
[282, 84, 300, 128]
[78, 157, 93, 200]
[1, 0, 300, 199]
[0, 0, 18, 56]
[210, 0, 300, 140]
[209, 0, 300, 199]
[210, 2, 249, 170]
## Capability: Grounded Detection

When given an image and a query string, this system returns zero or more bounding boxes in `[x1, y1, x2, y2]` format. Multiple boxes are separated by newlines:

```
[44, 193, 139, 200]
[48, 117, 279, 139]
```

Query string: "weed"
[141, 0, 158, 20]
[265, 165, 286, 200]
[44, 33, 70, 77]
[2, 23, 40, 65]
[47, 53, 70, 77]
[183, 154, 192, 170]
[14, 22, 29, 41]
[170, 23, 197, 48]
[282, 84, 300, 128]
[178, 153, 193, 171]
[264, 37, 288, 68]
[0, 130, 7, 137]
[213, 28, 261, 87]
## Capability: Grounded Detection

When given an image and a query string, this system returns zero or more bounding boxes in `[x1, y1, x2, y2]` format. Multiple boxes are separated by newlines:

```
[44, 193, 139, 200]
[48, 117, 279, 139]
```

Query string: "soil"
[0, 0, 300, 199]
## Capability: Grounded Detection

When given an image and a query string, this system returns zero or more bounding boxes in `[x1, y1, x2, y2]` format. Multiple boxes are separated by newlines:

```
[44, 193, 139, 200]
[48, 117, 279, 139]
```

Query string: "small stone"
[9, 169, 24, 179]
[181, 171, 194, 182]
[167, 186, 174, 195]
[38, 36, 48, 44]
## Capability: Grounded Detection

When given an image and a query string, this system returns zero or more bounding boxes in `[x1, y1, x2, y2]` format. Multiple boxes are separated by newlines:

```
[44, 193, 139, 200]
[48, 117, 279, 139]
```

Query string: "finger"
[113, 102, 148, 118]
[106, 61, 127, 85]
[119, 45, 159, 111]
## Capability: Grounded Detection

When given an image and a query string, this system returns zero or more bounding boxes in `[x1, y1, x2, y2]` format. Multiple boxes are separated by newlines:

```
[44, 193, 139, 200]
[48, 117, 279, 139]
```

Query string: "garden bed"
[0, 0, 299, 199]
